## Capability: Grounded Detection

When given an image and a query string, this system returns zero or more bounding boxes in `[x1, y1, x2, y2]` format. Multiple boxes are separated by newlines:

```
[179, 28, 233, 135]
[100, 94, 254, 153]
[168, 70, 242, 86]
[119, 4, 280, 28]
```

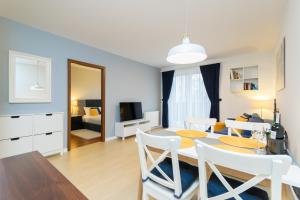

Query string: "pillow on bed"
[90, 108, 99, 116]
[84, 107, 99, 116]
[84, 107, 90, 115]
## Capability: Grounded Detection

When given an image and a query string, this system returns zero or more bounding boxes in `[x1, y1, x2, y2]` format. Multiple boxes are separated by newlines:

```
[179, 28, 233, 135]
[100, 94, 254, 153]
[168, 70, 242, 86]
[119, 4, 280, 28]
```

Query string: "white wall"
[71, 63, 101, 100]
[219, 52, 275, 121]
[276, 0, 300, 164]
[162, 51, 276, 121]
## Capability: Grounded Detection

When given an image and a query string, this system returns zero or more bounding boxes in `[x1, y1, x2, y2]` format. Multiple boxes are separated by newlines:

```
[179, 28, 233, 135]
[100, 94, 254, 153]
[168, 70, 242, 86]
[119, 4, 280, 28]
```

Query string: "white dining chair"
[195, 140, 292, 200]
[225, 120, 271, 137]
[136, 129, 199, 200]
[184, 118, 217, 133]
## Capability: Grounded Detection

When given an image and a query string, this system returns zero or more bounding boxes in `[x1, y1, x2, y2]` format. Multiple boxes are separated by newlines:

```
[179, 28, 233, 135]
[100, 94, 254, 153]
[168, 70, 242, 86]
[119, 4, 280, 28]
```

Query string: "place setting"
[175, 129, 267, 155]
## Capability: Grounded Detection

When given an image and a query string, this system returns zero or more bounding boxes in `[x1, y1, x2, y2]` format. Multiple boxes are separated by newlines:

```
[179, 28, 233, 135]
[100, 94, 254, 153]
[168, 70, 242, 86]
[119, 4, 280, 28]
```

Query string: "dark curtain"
[162, 70, 175, 128]
[200, 63, 221, 121]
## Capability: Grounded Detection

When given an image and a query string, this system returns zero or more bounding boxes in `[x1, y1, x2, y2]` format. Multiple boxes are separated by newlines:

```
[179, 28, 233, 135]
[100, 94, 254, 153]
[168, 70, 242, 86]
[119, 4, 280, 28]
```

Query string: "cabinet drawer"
[33, 132, 63, 154]
[34, 113, 63, 134]
[124, 125, 138, 137]
[0, 115, 32, 140]
[0, 136, 32, 159]
[139, 123, 151, 132]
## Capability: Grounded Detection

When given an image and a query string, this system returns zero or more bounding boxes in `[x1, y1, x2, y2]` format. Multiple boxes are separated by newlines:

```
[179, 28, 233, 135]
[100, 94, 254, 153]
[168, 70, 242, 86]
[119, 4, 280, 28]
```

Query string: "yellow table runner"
[212, 144, 255, 154]
[180, 138, 195, 149]
[219, 136, 266, 149]
[176, 130, 207, 138]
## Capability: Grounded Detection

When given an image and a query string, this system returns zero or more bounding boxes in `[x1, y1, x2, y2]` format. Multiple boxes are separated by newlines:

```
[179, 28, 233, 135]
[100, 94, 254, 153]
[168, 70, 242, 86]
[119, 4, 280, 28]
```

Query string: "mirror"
[9, 51, 51, 103]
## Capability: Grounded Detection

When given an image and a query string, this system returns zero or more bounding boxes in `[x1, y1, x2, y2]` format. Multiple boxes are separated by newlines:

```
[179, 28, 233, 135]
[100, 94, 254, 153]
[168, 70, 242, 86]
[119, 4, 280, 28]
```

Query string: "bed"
[78, 99, 102, 132]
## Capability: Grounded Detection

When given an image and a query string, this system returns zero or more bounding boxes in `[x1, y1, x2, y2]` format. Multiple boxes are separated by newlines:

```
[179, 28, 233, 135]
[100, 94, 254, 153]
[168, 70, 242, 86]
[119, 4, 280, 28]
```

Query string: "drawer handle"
[46, 113, 53, 116]
[11, 116, 20, 119]
[46, 132, 53, 135]
[11, 137, 20, 141]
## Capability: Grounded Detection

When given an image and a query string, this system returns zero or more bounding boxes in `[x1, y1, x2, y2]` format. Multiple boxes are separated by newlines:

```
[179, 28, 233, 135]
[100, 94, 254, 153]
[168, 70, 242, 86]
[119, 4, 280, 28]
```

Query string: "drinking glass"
[254, 130, 267, 154]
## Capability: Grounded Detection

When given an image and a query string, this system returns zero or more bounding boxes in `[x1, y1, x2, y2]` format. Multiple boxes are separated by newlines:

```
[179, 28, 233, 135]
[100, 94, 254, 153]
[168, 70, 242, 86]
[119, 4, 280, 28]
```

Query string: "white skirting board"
[106, 136, 118, 141]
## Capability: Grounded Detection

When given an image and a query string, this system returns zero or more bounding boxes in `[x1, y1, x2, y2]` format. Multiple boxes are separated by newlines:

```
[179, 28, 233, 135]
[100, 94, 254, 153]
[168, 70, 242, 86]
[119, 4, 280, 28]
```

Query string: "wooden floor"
[48, 136, 140, 200]
[48, 136, 294, 200]
[70, 134, 101, 150]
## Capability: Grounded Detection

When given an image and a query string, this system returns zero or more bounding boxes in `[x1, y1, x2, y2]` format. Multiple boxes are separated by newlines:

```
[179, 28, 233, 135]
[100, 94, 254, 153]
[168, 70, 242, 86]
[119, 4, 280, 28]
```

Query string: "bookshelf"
[230, 66, 258, 93]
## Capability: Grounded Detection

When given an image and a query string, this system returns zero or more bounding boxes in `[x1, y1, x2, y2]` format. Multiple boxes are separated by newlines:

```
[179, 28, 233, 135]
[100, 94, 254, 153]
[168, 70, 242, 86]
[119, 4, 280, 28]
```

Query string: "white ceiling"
[0, 0, 286, 67]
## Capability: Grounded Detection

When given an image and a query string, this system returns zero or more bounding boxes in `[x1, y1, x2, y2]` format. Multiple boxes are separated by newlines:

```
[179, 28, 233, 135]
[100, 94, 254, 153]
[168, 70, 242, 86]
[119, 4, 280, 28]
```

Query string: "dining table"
[0, 151, 87, 200]
[137, 128, 300, 199]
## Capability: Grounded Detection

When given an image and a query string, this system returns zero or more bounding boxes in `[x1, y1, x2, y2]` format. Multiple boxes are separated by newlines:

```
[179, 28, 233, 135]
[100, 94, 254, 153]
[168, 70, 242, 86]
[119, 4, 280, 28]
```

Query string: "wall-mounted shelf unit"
[230, 66, 259, 93]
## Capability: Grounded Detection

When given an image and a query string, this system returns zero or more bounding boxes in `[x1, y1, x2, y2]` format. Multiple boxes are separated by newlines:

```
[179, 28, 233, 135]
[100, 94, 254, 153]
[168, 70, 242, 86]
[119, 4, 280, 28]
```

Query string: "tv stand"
[115, 119, 151, 140]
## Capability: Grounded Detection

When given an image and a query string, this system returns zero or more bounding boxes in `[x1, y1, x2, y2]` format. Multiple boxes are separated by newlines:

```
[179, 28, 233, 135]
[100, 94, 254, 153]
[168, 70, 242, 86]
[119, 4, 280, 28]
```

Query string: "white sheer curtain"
[168, 67, 211, 128]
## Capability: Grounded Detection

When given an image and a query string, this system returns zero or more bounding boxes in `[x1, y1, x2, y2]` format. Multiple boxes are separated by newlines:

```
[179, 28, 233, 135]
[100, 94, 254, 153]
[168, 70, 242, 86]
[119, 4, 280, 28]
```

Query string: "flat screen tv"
[120, 102, 143, 122]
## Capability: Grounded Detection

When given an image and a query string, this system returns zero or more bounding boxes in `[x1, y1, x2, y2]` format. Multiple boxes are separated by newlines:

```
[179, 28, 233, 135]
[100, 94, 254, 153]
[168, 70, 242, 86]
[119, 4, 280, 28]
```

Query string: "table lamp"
[71, 99, 78, 116]
[252, 99, 273, 118]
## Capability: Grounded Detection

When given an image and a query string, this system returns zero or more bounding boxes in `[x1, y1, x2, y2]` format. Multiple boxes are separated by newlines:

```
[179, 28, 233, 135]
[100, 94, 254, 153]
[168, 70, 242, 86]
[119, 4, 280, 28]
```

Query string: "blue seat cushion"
[215, 127, 253, 138]
[215, 128, 241, 137]
[150, 157, 198, 197]
[208, 173, 269, 200]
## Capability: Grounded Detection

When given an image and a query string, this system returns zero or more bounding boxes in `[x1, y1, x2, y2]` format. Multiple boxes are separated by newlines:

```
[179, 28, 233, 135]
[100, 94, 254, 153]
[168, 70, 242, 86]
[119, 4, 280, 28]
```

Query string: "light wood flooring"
[48, 136, 294, 200]
[70, 132, 100, 150]
[48, 136, 140, 200]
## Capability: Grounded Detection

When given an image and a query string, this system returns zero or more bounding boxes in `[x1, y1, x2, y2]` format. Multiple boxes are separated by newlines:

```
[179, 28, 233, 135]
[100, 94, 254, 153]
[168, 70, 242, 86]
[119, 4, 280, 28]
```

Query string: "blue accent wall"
[0, 17, 161, 145]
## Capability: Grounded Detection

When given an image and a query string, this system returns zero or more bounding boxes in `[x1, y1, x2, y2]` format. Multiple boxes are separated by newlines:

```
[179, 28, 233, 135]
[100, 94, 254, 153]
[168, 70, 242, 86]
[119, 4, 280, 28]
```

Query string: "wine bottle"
[271, 110, 284, 139]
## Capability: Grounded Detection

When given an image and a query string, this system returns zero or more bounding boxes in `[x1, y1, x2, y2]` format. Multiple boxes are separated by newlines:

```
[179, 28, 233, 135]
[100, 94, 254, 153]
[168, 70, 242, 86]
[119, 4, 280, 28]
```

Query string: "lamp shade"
[252, 100, 273, 109]
[167, 37, 207, 64]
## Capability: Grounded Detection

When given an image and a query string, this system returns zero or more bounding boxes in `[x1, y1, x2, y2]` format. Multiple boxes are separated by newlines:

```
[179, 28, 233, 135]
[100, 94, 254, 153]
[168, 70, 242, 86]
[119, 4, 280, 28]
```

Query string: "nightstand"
[71, 115, 83, 130]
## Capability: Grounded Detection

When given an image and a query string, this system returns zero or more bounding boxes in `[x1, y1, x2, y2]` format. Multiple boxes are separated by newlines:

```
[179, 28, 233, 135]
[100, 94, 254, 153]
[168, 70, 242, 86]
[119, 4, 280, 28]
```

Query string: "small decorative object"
[230, 66, 258, 92]
[9, 50, 51, 103]
[276, 37, 285, 91]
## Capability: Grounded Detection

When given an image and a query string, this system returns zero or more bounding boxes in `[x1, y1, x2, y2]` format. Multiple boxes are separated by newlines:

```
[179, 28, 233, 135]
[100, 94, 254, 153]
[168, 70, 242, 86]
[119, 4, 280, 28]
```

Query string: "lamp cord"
[184, 0, 189, 38]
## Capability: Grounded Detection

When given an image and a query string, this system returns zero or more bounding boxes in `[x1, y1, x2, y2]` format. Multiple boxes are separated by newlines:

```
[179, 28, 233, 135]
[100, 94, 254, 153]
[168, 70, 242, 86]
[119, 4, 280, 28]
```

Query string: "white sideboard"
[0, 112, 64, 158]
[115, 119, 151, 140]
[144, 111, 160, 129]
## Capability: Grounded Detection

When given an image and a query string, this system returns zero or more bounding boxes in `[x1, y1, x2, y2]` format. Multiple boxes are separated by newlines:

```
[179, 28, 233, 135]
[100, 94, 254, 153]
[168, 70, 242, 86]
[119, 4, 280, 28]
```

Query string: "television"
[120, 102, 143, 122]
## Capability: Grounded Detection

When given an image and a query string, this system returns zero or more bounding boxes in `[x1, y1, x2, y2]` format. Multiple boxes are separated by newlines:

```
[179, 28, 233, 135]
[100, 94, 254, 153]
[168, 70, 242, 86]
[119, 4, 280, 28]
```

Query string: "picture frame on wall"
[276, 37, 285, 91]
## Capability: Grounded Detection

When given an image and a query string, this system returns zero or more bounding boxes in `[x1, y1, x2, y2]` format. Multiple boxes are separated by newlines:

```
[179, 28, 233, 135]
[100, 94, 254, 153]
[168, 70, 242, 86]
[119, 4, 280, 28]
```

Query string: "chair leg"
[142, 192, 149, 200]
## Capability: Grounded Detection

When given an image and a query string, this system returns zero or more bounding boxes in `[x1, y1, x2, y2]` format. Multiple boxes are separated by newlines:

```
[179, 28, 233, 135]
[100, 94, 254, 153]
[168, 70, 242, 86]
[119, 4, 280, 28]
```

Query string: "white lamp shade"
[167, 37, 207, 64]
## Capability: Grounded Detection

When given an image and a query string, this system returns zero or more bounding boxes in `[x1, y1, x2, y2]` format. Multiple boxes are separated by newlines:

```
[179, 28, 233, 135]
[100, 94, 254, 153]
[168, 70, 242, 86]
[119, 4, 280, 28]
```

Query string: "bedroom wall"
[0, 17, 161, 146]
[162, 51, 276, 121]
[276, 0, 300, 164]
[71, 63, 101, 100]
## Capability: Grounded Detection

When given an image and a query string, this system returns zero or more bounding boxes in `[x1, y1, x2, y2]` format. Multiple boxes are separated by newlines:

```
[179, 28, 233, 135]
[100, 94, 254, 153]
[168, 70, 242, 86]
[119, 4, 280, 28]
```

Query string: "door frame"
[67, 59, 106, 150]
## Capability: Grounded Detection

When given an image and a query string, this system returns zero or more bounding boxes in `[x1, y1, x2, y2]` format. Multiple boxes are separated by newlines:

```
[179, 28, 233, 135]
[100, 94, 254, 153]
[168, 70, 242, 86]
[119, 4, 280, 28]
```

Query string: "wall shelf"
[230, 66, 259, 93]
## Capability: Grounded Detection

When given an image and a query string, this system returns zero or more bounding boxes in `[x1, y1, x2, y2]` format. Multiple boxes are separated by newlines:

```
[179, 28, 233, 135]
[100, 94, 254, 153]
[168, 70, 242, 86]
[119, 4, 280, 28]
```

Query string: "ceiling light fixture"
[167, 0, 207, 64]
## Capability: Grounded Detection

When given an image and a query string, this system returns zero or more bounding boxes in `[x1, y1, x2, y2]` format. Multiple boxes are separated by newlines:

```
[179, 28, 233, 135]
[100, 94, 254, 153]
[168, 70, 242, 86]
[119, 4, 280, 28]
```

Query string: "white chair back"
[195, 140, 292, 200]
[135, 129, 183, 197]
[225, 120, 271, 137]
[184, 118, 217, 133]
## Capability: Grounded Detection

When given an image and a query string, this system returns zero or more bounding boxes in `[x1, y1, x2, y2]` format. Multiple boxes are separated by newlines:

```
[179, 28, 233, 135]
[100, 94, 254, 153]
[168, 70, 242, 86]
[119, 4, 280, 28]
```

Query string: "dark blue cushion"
[242, 116, 264, 138]
[249, 117, 264, 123]
[150, 157, 198, 197]
[208, 173, 269, 200]
[215, 128, 241, 137]
[218, 127, 229, 135]
[242, 130, 252, 138]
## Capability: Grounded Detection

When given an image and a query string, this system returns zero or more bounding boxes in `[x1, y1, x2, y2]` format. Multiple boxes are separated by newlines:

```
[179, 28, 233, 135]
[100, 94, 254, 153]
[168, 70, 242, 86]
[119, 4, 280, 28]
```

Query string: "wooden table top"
[0, 151, 87, 200]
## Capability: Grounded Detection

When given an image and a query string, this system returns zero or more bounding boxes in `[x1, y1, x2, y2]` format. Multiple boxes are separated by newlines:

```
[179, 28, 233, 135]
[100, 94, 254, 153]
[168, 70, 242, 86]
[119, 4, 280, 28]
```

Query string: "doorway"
[67, 59, 106, 150]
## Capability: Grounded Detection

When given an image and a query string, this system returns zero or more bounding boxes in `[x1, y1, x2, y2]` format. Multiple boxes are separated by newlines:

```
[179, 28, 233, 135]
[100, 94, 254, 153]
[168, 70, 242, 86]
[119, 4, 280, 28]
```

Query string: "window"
[168, 67, 211, 128]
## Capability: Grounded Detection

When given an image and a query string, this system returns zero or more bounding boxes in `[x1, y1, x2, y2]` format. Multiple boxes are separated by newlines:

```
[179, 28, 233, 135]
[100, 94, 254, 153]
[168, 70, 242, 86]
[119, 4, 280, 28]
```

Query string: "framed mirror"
[9, 50, 52, 103]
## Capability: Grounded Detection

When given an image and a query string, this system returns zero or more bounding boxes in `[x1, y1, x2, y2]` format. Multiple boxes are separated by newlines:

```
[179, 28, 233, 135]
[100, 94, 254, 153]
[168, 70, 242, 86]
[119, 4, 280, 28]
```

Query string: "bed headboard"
[77, 99, 101, 115]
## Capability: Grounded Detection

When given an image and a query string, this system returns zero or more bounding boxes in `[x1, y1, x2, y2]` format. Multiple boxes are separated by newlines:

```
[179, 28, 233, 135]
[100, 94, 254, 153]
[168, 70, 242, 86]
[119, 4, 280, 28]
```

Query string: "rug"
[71, 129, 101, 140]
